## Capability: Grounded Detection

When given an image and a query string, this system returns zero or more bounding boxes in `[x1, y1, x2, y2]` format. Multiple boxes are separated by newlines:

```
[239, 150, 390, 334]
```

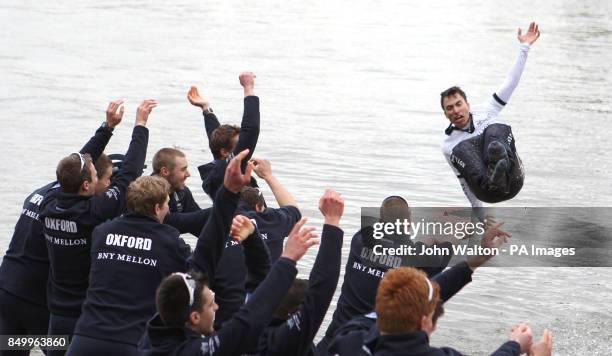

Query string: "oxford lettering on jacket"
[105, 234, 152, 251]
[44, 217, 78, 232]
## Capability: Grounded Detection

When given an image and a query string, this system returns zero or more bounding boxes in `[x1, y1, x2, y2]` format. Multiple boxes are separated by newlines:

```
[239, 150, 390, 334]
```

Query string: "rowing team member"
[440, 22, 541, 211]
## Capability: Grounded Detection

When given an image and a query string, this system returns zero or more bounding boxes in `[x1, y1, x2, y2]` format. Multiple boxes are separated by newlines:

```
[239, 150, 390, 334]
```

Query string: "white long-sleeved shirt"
[441, 42, 531, 208]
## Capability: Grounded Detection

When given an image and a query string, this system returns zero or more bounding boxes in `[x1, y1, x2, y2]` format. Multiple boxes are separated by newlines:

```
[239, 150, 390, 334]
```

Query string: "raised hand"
[230, 215, 255, 243]
[239, 72, 256, 96]
[467, 221, 511, 270]
[187, 86, 210, 112]
[482, 221, 511, 249]
[529, 329, 553, 356]
[223, 149, 254, 193]
[518, 21, 541, 45]
[251, 158, 272, 180]
[318, 189, 344, 227]
[105, 99, 124, 128]
[281, 218, 319, 262]
[135, 99, 157, 127]
[510, 323, 534, 354]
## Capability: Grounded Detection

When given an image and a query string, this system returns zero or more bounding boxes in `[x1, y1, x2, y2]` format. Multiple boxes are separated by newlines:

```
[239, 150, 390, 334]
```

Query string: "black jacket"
[211, 223, 271, 330]
[329, 315, 520, 356]
[139, 257, 298, 356]
[198, 96, 260, 200]
[168, 186, 201, 213]
[40, 125, 148, 317]
[0, 124, 113, 308]
[255, 224, 343, 356]
[319, 227, 454, 352]
[240, 205, 301, 263]
[73, 186, 240, 346]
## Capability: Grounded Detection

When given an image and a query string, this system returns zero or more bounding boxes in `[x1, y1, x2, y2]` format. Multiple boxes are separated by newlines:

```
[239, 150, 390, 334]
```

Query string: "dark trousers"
[0, 289, 50, 356]
[66, 335, 138, 356]
[46, 314, 78, 356]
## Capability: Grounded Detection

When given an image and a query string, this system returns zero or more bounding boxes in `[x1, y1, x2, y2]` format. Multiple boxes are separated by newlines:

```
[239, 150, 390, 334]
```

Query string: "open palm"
[518, 22, 540, 45]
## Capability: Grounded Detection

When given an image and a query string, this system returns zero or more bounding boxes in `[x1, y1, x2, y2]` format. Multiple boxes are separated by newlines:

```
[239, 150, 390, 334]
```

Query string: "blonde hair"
[126, 176, 170, 217]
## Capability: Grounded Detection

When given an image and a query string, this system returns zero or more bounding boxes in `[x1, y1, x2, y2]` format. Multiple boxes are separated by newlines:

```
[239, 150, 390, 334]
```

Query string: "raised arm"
[187, 150, 253, 282]
[79, 100, 124, 161]
[252, 158, 298, 208]
[187, 86, 220, 143]
[492, 22, 540, 107]
[163, 207, 212, 236]
[212, 218, 319, 355]
[230, 215, 272, 293]
[90, 100, 154, 221]
[265, 190, 345, 355]
[234, 72, 260, 167]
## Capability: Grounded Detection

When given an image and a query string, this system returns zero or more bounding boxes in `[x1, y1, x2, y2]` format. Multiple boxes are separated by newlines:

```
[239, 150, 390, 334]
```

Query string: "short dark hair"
[95, 154, 113, 179]
[432, 301, 445, 326]
[239, 187, 266, 211]
[273, 278, 309, 319]
[440, 86, 467, 109]
[156, 271, 209, 327]
[380, 196, 410, 223]
[153, 148, 185, 174]
[210, 125, 240, 159]
[56, 153, 94, 194]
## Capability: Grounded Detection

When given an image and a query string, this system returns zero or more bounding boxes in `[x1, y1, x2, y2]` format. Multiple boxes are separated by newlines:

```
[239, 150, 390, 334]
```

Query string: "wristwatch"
[101, 121, 115, 132]
[203, 107, 214, 115]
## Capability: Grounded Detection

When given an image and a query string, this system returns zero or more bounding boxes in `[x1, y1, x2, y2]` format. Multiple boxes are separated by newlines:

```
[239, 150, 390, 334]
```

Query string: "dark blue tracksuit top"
[198, 96, 260, 201]
[40, 125, 148, 317]
[253, 224, 344, 356]
[139, 257, 298, 356]
[73, 186, 240, 346]
[0, 124, 113, 308]
[239, 205, 301, 263]
[318, 226, 462, 354]
[329, 315, 521, 356]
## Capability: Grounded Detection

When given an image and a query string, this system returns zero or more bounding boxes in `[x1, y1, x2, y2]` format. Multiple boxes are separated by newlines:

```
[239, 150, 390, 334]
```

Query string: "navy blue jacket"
[73, 186, 240, 346]
[0, 124, 113, 308]
[320, 261, 474, 356]
[198, 96, 260, 200]
[164, 208, 212, 237]
[40, 125, 148, 317]
[255, 224, 343, 356]
[140, 257, 298, 356]
[318, 227, 454, 352]
[240, 205, 301, 263]
[212, 224, 271, 330]
[168, 186, 201, 213]
[329, 315, 520, 356]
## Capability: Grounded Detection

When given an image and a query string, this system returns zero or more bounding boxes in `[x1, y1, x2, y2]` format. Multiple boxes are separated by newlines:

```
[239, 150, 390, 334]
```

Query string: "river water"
[1, 0, 610, 354]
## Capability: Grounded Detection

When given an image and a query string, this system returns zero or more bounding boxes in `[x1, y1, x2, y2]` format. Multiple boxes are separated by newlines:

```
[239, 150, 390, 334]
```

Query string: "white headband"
[173, 272, 196, 307]
[72, 152, 86, 171]
[425, 277, 433, 302]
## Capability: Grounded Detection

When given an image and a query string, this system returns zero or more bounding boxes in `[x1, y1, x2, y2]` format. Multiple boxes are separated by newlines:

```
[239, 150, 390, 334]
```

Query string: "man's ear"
[160, 167, 170, 177]
[256, 203, 265, 212]
[154, 203, 162, 216]
[189, 310, 200, 326]
[420, 314, 434, 335]
[220, 148, 229, 158]
[81, 180, 91, 193]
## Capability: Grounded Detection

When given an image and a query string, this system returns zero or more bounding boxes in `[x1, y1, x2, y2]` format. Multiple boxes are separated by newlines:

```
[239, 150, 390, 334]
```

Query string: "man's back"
[0, 182, 59, 307]
[74, 213, 190, 345]
[244, 205, 301, 262]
